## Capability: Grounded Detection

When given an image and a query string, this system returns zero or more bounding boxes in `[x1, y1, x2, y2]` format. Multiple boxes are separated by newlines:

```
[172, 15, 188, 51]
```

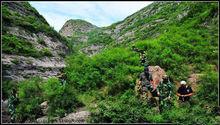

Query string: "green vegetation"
[37, 38, 46, 46]
[2, 1, 218, 124]
[63, 2, 218, 124]
[2, 2, 68, 50]
[65, 47, 141, 94]
[13, 77, 82, 122]
[87, 29, 114, 45]
[2, 80, 18, 100]
[16, 77, 44, 122]
[2, 34, 55, 57]
[40, 48, 53, 57]
[42, 77, 83, 118]
[2, 34, 41, 57]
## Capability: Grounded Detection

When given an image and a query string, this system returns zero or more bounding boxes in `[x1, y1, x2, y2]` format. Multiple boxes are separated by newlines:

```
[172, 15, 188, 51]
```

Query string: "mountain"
[59, 19, 97, 42]
[105, 1, 218, 43]
[2, 2, 68, 82]
[61, 1, 218, 56]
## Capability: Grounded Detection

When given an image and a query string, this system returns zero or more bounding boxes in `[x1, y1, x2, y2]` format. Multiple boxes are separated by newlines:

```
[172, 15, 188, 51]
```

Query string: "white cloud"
[29, 1, 153, 31]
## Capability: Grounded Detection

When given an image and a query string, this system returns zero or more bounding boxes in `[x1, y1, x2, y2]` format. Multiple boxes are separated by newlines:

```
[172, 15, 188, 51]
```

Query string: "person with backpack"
[157, 75, 173, 112]
[138, 66, 154, 100]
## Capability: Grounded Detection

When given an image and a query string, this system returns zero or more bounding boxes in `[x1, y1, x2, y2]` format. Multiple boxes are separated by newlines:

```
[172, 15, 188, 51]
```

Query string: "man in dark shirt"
[177, 81, 193, 102]
[138, 66, 154, 100]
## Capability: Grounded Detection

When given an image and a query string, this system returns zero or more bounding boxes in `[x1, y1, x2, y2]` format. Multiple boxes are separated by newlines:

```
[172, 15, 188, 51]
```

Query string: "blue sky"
[29, 1, 153, 31]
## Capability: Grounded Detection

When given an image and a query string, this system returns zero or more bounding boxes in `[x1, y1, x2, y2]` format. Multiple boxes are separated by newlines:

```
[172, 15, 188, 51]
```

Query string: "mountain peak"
[59, 19, 97, 37]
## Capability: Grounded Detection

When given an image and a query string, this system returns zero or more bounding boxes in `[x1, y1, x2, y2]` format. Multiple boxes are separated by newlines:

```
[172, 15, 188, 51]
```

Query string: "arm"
[183, 92, 193, 97]
[176, 93, 181, 97]
[184, 87, 193, 97]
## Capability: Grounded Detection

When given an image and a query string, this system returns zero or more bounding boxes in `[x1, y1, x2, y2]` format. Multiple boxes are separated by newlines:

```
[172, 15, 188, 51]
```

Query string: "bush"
[65, 47, 141, 94]
[87, 29, 114, 45]
[40, 48, 53, 57]
[15, 77, 44, 122]
[2, 80, 18, 100]
[196, 71, 218, 106]
[42, 77, 83, 118]
[2, 34, 41, 57]
[89, 89, 163, 123]
[37, 38, 46, 46]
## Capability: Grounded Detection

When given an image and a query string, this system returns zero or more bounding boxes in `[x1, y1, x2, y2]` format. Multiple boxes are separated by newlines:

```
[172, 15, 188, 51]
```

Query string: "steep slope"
[105, 1, 218, 43]
[60, 2, 218, 57]
[61, 1, 218, 75]
[2, 2, 68, 81]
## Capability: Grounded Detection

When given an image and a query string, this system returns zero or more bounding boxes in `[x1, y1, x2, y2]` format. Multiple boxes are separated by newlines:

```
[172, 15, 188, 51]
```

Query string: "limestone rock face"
[2, 2, 68, 81]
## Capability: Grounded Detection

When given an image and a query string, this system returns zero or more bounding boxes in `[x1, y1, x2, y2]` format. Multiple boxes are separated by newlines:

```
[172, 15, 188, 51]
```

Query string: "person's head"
[144, 66, 149, 74]
[162, 75, 168, 82]
[180, 80, 187, 86]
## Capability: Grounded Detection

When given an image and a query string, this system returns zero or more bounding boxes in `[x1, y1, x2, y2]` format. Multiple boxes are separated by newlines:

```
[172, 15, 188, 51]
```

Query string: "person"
[57, 68, 67, 86]
[177, 81, 193, 103]
[138, 66, 154, 100]
[131, 46, 148, 67]
[8, 88, 18, 122]
[157, 75, 173, 112]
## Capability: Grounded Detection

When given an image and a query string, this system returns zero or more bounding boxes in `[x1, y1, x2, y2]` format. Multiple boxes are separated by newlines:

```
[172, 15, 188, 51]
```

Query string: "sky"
[29, 1, 153, 31]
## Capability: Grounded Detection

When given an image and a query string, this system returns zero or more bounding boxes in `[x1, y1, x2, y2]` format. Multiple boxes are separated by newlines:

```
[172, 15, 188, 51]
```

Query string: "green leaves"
[65, 47, 140, 94]
[16, 77, 43, 122]
[87, 29, 114, 45]
[42, 77, 83, 117]
[2, 34, 40, 57]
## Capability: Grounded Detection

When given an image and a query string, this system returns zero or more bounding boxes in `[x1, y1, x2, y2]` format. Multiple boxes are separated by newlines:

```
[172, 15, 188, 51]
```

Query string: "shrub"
[42, 77, 83, 118]
[65, 47, 140, 94]
[15, 77, 44, 122]
[196, 71, 218, 106]
[2, 80, 18, 100]
[89, 89, 160, 123]
[2, 34, 41, 57]
[40, 48, 53, 57]
[87, 29, 114, 45]
[37, 38, 46, 46]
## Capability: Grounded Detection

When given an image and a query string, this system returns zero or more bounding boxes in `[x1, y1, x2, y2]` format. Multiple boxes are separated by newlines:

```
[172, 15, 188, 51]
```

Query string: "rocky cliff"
[2, 2, 68, 81]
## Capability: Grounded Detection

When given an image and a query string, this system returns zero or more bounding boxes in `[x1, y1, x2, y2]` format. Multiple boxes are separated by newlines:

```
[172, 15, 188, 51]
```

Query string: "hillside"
[1, 1, 219, 124]
[2, 2, 69, 83]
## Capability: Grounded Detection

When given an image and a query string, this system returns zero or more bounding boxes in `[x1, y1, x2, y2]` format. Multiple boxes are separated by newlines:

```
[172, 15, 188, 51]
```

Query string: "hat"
[162, 75, 168, 78]
[180, 81, 186, 85]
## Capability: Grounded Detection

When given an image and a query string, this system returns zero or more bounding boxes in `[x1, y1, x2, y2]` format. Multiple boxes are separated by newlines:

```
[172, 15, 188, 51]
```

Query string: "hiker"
[177, 81, 193, 103]
[57, 68, 67, 85]
[157, 75, 173, 112]
[138, 66, 154, 100]
[57, 72, 67, 85]
[8, 88, 18, 122]
[131, 46, 148, 67]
